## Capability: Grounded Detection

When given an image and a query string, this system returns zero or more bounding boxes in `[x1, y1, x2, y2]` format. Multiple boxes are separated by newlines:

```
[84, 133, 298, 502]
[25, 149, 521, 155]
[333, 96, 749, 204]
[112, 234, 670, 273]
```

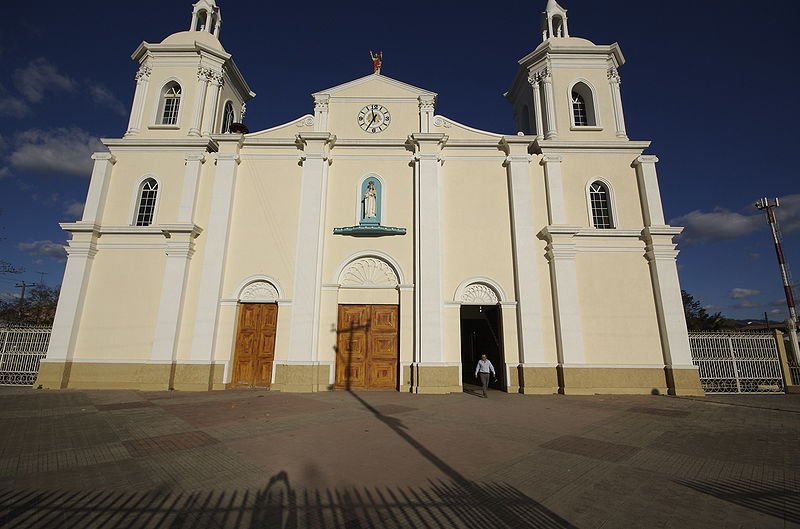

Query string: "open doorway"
[460, 304, 505, 394]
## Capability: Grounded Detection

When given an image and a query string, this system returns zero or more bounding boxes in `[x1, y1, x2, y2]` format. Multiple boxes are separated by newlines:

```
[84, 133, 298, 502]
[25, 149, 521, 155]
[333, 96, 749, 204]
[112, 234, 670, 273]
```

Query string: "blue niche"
[333, 176, 406, 237]
[360, 177, 381, 226]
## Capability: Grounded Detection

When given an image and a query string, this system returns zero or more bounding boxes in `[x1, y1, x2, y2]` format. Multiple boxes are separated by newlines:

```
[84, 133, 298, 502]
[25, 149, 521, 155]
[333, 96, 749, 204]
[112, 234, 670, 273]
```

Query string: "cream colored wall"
[576, 251, 663, 365]
[74, 246, 165, 360]
[559, 153, 645, 229]
[551, 64, 618, 141]
[327, 100, 419, 139]
[100, 151, 185, 226]
[139, 62, 203, 137]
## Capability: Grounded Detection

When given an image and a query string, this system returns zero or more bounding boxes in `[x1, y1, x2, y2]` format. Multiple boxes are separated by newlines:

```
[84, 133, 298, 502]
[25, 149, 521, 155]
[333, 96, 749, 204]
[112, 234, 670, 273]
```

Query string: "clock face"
[358, 104, 391, 133]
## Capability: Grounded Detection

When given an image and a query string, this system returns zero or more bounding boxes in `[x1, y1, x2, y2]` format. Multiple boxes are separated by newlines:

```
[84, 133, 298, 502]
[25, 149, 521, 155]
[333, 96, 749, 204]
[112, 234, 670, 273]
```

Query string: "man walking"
[474, 354, 496, 398]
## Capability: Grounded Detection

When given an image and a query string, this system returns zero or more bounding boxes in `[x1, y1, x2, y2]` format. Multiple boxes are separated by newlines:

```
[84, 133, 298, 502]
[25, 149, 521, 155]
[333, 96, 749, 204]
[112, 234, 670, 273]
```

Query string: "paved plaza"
[0, 386, 798, 528]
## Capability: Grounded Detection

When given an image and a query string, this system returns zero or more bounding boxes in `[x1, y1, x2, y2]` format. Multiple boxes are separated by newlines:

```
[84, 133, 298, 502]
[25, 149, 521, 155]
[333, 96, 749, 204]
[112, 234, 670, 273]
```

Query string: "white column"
[634, 155, 666, 226]
[541, 68, 558, 140]
[190, 12, 198, 31]
[418, 95, 436, 133]
[313, 95, 330, 132]
[213, 18, 221, 37]
[81, 153, 116, 224]
[189, 151, 240, 361]
[44, 233, 98, 364]
[608, 67, 628, 139]
[543, 228, 585, 365]
[201, 70, 223, 136]
[177, 154, 205, 223]
[126, 64, 151, 136]
[502, 138, 546, 364]
[189, 69, 210, 136]
[529, 75, 544, 140]
[412, 134, 447, 363]
[643, 228, 694, 367]
[151, 235, 196, 363]
[540, 154, 567, 225]
[286, 133, 333, 361]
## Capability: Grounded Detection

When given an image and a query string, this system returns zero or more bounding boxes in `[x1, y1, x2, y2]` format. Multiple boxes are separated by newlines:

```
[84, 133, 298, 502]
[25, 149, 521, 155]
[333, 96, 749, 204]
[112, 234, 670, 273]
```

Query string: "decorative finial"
[240, 102, 247, 123]
[370, 50, 383, 74]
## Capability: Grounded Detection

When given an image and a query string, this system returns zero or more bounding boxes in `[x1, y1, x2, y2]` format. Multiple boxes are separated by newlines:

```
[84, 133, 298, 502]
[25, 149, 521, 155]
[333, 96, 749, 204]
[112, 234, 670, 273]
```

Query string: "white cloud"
[64, 201, 85, 218]
[733, 300, 761, 309]
[9, 127, 103, 177]
[88, 84, 127, 116]
[13, 58, 76, 103]
[18, 240, 67, 262]
[0, 83, 30, 118]
[729, 288, 760, 299]
[0, 167, 9, 179]
[671, 194, 800, 245]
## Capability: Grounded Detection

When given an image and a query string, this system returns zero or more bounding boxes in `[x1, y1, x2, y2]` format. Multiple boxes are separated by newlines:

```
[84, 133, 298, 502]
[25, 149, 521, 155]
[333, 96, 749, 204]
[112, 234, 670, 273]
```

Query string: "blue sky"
[1, 0, 798, 322]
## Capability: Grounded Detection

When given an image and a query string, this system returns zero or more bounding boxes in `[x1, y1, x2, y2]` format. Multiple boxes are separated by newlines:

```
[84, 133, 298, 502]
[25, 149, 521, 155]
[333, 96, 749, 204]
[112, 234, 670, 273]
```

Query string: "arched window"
[196, 10, 208, 31]
[135, 178, 158, 226]
[222, 101, 235, 133]
[589, 181, 614, 229]
[158, 82, 182, 125]
[571, 82, 597, 127]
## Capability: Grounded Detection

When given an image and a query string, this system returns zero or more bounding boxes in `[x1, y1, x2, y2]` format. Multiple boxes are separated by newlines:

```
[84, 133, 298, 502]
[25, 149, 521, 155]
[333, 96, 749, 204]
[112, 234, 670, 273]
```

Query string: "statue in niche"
[363, 181, 378, 220]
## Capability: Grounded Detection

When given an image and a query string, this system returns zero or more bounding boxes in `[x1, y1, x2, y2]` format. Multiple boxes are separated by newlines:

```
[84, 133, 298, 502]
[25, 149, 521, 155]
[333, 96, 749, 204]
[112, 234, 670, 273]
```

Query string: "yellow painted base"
[664, 366, 705, 396]
[410, 364, 461, 394]
[558, 366, 669, 395]
[519, 366, 559, 395]
[271, 363, 332, 393]
[35, 361, 225, 391]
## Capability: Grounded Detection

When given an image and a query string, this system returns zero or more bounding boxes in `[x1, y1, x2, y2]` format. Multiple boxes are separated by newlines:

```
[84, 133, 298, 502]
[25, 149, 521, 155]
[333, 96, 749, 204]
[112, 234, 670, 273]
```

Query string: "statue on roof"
[370, 51, 383, 75]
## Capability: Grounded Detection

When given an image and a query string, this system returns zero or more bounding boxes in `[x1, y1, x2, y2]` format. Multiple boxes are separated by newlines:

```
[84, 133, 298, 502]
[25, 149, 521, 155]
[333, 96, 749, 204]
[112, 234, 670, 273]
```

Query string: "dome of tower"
[161, 30, 226, 52]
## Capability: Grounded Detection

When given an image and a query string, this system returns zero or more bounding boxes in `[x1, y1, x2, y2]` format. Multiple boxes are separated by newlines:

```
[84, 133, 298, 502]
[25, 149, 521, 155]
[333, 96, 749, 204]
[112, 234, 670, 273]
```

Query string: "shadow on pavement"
[678, 478, 800, 525]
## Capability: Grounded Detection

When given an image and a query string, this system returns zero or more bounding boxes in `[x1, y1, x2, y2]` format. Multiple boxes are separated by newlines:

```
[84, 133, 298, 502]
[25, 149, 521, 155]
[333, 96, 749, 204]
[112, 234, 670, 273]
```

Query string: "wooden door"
[232, 303, 277, 387]
[336, 305, 398, 389]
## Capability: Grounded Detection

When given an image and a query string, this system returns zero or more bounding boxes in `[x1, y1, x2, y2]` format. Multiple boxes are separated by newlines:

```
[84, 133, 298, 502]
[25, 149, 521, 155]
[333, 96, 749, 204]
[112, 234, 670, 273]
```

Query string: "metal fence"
[688, 332, 784, 394]
[0, 326, 51, 386]
[785, 334, 800, 386]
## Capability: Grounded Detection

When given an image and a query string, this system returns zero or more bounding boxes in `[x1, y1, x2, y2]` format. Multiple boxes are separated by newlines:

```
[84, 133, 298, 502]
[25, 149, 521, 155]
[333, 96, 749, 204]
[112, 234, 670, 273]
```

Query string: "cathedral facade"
[37, 0, 703, 395]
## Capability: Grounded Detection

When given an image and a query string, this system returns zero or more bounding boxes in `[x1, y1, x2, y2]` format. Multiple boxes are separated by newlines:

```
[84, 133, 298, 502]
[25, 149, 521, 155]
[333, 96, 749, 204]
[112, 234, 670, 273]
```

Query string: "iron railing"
[688, 332, 784, 394]
[0, 326, 51, 386]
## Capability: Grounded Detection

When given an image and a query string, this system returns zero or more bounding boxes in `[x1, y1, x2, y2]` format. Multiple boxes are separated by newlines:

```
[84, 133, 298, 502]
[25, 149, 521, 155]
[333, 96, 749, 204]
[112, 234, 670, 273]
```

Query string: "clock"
[358, 104, 391, 133]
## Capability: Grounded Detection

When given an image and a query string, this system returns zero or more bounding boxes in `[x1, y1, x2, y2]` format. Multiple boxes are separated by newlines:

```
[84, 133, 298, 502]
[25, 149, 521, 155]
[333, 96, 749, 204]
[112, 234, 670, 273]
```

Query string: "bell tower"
[505, 1, 628, 141]
[124, 1, 254, 139]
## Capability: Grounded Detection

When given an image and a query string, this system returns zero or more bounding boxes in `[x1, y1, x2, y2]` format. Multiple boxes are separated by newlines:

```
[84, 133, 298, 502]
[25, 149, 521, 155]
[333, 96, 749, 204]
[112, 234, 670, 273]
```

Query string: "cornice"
[535, 139, 651, 154]
[102, 137, 219, 153]
[60, 223, 203, 238]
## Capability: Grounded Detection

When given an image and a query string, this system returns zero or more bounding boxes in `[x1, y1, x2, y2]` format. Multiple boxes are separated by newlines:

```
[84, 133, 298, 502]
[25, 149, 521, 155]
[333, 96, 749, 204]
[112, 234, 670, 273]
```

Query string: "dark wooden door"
[232, 303, 277, 387]
[336, 305, 398, 389]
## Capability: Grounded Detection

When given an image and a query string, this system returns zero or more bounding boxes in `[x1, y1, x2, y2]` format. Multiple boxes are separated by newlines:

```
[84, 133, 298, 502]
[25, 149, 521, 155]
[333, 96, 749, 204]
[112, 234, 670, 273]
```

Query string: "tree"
[681, 290, 726, 331]
[0, 283, 59, 326]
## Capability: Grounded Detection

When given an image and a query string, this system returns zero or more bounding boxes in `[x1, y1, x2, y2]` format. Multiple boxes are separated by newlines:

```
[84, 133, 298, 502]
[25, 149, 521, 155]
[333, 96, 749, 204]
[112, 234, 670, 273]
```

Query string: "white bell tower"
[542, 0, 569, 41]
[190, 0, 222, 37]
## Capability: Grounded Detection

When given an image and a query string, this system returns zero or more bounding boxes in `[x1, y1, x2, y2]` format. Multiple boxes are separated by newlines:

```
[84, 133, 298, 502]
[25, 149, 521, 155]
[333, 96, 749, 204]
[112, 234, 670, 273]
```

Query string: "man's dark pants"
[479, 373, 490, 397]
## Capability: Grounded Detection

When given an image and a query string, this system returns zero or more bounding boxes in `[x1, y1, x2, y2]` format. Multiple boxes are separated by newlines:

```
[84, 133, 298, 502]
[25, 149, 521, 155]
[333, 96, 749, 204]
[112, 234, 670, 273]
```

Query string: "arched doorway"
[458, 282, 505, 394]
[231, 280, 280, 388]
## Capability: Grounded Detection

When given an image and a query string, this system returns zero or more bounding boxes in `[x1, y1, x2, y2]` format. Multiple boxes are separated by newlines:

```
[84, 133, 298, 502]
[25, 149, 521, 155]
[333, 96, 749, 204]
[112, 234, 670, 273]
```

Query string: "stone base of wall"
[557, 366, 669, 395]
[271, 362, 332, 393]
[34, 361, 225, 391]
[664, 366, 704, 396]
[518, 366, 559, 394]
[410, 364, 461, 394]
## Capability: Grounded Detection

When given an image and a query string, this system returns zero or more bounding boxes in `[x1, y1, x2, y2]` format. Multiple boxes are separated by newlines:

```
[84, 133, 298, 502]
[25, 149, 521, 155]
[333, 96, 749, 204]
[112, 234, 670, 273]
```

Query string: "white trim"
[567, 78, 600, 128]
[153, 77, 185, 126]
[231, 274, 285, 301]
[129, 174, 162, 227]
[333, 250, 406, 286]
[220, 99, 236, 133]
[432, 115, 504, 138]
[585, 177, 617, 229]
[245, 114, 314, 137]
[452, 277, 508, 304]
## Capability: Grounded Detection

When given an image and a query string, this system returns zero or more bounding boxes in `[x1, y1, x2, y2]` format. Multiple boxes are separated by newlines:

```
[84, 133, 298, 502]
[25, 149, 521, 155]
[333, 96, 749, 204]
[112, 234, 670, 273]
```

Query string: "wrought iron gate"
[688, 332, 784, 394]
[0, 326, 51, 386]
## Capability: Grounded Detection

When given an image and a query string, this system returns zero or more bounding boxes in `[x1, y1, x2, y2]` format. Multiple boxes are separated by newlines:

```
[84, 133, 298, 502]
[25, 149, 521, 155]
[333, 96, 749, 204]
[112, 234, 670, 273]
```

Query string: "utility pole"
[15, 280, 30, 321]
[756, 197, 799, 359]
[36, 271, 48, 285]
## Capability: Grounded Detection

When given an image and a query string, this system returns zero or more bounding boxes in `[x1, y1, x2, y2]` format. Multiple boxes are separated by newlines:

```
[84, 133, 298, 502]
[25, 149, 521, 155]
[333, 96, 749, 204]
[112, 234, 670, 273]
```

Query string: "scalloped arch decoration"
[461, 283, 500, 305]
[239, 281, 279, 302]
[341, 257, 399, 287]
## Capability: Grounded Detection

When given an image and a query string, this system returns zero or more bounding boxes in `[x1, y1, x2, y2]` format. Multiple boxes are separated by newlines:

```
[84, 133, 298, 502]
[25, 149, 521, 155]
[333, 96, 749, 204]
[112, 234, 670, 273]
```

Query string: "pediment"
[312, 73, 436, 100]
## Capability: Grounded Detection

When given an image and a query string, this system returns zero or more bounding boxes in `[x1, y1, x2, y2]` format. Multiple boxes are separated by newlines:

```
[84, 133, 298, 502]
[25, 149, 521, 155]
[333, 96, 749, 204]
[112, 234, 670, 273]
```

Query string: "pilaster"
[82, 153, 116, 224]
[527, 72, 545, 139]
[126, 63, 151, 136]
[608, 67, 628, 139]
[541, 226, 586, 367]
[633, 155, 665, 226]
[540, 67, 558, 139]
[313, 95, 330, 132]
[501, 138, 547, 367]
[189, 68, 210, 137]
[201, 68, 224, 136]
[418, 95, 436, 133]
[540, 154, 566, 225]
[286, 132, 334, 363]
[188, 144, 241, 362]
[177, 154, 205, 223]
